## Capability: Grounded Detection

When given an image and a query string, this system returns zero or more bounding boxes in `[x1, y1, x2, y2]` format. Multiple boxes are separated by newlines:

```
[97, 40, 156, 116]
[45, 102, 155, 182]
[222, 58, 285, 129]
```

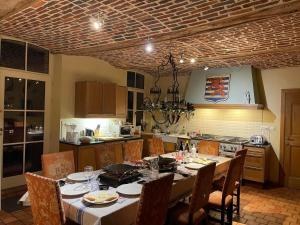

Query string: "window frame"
[127, 87, 145, 127]
[0, 37, 49, 74]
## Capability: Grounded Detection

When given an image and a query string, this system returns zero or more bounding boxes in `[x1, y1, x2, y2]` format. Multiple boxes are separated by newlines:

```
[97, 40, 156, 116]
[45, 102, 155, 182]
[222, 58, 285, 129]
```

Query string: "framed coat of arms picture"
[204, 74, 231, 103]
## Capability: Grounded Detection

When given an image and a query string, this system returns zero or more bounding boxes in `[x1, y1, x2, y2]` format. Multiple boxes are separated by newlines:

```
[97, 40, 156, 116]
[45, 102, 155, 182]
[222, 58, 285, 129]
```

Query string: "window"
[0, 38, 49, 74]
[27, 44, 49, 74]
[0, 39, 26, 70]
[126, 71, 145, 126]
[3, 77, 45, 177]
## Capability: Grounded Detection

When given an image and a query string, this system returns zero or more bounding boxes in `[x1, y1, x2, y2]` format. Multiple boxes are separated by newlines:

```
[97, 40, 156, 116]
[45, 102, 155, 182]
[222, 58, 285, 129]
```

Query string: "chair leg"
[226, 202, 233, 225]
[236, 184, 241, 214]
[221, 205, 225, 225]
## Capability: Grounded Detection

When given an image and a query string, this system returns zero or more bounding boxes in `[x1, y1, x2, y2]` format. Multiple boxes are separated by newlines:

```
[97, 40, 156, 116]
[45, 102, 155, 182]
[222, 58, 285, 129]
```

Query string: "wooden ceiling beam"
[70, 1, 300, 55]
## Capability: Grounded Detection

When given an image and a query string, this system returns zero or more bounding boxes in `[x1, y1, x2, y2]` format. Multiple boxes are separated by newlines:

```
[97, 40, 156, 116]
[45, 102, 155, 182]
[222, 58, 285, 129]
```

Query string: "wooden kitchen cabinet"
[75, 81, 102, 117]
[75, 81, 127, 117]
[243, 145, 270, 184]
[102, 83, 127, 116]
[115, 85, 127, 117]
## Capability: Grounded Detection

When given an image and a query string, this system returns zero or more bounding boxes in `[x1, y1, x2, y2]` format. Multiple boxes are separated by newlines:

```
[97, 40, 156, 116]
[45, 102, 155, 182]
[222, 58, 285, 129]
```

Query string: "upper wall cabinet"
[75, 81, 103, 117]
[0, 38, 49, 74]
[75, 81, 127, 118]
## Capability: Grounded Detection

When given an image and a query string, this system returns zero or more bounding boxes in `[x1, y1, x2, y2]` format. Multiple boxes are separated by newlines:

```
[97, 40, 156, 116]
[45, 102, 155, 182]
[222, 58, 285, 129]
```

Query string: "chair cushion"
[208, 191, 233, 208]
[167, 202, 206, 225]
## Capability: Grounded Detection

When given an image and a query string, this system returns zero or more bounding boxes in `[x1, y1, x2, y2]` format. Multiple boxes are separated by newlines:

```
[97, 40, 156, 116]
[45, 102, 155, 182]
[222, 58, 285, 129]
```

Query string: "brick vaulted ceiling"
[0, 0, 300, 75]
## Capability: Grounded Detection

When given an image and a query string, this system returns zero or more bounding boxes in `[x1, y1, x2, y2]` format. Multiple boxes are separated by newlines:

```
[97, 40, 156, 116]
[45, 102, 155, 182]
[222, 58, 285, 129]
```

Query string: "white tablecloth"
[20, 154, 230, 225]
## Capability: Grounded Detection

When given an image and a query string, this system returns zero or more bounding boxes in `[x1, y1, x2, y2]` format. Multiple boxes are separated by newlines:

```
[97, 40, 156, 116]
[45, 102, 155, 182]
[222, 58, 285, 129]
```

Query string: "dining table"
[61, 153, 231, 225]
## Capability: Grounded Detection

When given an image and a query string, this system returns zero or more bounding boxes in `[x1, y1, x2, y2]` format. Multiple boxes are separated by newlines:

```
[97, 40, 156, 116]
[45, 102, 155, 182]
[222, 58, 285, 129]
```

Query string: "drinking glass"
[149, 158, 159, 180]
[84, 165, 94, 188]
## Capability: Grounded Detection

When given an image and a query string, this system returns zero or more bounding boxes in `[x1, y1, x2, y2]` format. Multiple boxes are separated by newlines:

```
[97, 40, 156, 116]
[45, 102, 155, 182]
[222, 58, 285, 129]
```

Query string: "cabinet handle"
[245, 166, 262, 171]
[0, 128, 2, 136]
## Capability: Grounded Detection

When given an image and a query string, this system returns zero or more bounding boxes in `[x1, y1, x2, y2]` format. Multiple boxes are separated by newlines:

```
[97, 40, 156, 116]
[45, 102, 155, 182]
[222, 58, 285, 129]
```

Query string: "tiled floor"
[0, 186, 299, 225]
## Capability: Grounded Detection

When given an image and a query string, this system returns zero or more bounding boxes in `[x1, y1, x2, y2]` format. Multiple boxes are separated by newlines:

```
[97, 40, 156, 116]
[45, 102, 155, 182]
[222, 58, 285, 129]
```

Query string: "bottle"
[179, 141, 183, 151]
[185, 141, 189, 151]
[191, 144, 197, 157]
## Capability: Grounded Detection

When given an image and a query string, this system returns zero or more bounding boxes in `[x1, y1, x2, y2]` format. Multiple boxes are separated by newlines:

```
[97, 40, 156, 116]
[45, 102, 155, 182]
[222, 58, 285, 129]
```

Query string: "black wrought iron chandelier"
[143, 52, 194, 125]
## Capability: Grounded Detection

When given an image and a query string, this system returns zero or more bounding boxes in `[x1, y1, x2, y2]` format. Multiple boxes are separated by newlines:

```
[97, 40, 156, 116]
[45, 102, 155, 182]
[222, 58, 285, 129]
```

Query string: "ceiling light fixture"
[179, 53, 184, 63]
[204, 66, 209, 71]
[190, 58, 196, 64]
[91, 12, 105, 31]
[143, 52, 194, 125]
[145, 37, 153, 53]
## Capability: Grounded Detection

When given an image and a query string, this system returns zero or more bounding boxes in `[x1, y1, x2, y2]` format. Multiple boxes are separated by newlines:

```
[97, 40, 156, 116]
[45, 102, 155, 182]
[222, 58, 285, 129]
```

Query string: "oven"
[219, 137, 248, 158]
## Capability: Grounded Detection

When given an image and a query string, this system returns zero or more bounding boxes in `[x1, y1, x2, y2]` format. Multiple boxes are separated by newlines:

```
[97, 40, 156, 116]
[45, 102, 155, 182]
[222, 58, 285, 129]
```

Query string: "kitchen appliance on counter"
[249, 135, 267, 145]
[65, 124, 78, 143]
[120, 124, 134, 137]
[85, 129, 94, 137]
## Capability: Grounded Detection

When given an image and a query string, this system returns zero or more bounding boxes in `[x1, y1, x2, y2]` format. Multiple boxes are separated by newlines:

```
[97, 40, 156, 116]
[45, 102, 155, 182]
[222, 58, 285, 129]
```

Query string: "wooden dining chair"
[95, 141, 124, 169]
[212, 149, 248, 214]
[122, 139, 143, 162]
[25, 172, 77, 225]
[197, 140, 219, 156]
[148, 137, 165, 156]
[42, 151, 75, 180]
[167, 162, 216, 225]
[208, 155, 243, 225]
[135, 173, 174, 225]
[233, 149, 247, 214]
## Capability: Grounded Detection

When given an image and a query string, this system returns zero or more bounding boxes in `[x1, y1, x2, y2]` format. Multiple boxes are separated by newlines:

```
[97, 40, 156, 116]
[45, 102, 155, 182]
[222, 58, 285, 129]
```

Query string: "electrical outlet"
[269, 126, 276, 131]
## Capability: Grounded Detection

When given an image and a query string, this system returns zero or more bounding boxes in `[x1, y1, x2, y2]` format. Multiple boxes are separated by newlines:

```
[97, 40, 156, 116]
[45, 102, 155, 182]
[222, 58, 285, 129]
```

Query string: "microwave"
[120, 125, 134, 137]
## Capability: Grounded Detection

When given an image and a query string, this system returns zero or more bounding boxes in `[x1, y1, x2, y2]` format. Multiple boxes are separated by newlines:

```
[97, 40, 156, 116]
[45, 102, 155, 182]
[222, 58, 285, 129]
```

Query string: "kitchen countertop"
[60, 135, 142, 146]
[244, 143, 271, 148]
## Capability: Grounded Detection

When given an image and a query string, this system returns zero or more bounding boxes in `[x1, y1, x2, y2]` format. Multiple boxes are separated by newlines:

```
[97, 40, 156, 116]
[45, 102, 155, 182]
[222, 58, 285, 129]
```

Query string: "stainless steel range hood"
[185, 65, 263, 109]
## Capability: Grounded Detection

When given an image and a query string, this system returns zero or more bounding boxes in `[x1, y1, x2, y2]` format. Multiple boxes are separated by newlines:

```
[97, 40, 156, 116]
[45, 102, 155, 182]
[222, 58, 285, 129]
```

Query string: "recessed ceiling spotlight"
[204, 66, 209, 71]
[190, 58, 196, 64]
[179, 53, 184, 63]
[90, 12, 105, 31]
[145, 37, 153, 53]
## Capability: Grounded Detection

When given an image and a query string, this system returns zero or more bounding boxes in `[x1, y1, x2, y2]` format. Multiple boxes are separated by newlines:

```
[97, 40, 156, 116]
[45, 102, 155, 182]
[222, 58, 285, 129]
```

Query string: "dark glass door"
[2, 76, 45, 178]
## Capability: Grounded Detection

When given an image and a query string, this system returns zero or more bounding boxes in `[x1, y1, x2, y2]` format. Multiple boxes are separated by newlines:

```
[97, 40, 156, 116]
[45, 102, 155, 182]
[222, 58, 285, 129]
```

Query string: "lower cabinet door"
[243, 166, 264, 183]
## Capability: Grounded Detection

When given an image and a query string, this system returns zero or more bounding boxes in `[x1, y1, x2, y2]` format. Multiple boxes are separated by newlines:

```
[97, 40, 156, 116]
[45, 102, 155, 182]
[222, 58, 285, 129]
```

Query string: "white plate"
[60, 183, 90, 196]
[185, 163, 203, 170]
[117, 183, 143, 196]
[174, 173, 184, 181]
[67, 172, 94, 182]
[83, 191, 119, 205]
[143, 156, 157, 161]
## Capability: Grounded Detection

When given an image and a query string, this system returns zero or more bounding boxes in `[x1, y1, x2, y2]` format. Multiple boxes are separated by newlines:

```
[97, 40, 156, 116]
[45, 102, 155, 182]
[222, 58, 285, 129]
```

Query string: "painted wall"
[154, 65, 300, 183]
[185, 66, 260, 104]
[50, 54, 153, 151]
